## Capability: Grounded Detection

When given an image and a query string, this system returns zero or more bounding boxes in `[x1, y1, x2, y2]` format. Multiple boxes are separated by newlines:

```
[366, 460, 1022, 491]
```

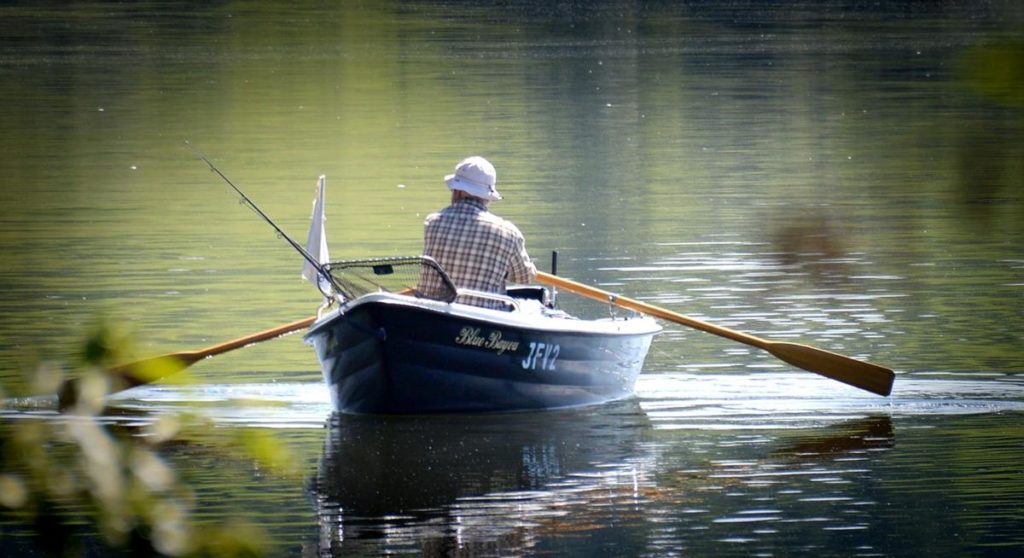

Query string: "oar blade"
[57, 352, 199, 411]
[107, 352, 201, 389]
[767, 342, 895, 396]
[57, 315, 316, 411]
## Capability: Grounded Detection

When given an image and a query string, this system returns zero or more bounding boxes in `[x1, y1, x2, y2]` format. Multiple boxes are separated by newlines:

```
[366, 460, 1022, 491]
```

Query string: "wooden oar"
[58, 316, 316, 410]
[536, 271, 894, 396]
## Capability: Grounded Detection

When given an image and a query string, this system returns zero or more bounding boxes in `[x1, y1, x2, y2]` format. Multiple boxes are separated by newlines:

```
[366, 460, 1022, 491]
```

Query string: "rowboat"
[303, 257, 661, 414]
[246, 171, 889, 412]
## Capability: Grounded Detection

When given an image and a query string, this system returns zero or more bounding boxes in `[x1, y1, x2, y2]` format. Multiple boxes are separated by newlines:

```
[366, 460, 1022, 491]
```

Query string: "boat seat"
[507, 286, 552, 307]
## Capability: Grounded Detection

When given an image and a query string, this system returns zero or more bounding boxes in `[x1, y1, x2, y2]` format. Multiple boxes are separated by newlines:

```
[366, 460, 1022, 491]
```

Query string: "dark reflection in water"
[3, 377, 1023, 556]
[312, 400, 653, 556]
[771, 415, 894, 459]
[311, 400, 903, 557]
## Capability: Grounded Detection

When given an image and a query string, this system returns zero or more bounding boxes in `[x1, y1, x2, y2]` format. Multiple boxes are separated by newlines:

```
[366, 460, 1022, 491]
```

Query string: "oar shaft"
[187, 316, 316, 358]
[536, 271, 766, 348]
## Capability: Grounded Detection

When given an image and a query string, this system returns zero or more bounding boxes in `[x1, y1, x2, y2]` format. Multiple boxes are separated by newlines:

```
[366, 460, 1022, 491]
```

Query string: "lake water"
[2, 1, 1023, 556]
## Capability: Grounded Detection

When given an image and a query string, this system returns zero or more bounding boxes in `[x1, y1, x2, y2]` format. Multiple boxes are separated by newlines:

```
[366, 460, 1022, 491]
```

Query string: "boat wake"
[4, 372, 1021, 429]
[637, 371, 1024, 431]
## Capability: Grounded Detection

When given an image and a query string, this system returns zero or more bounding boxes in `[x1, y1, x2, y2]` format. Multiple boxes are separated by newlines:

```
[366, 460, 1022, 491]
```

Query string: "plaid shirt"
[420, 198, 536, 309]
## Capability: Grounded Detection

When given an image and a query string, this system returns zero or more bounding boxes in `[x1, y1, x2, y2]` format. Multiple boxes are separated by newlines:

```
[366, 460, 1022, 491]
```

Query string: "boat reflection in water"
[311, 399, 654, 556]
[311, 402, 896, 557]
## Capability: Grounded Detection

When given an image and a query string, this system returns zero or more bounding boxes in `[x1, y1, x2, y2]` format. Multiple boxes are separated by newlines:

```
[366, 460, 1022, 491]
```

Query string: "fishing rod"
[185, 141, 337, 294]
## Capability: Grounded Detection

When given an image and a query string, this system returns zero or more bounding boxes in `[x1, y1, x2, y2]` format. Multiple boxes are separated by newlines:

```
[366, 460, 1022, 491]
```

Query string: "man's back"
[421, 198, 535, 309]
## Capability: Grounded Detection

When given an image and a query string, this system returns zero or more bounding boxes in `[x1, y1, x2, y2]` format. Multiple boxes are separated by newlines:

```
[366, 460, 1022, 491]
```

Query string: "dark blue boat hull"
[305, 295, 659, 414]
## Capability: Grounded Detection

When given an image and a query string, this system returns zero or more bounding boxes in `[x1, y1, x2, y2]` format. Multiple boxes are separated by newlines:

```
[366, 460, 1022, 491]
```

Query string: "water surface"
[1, 1, 1022, 556]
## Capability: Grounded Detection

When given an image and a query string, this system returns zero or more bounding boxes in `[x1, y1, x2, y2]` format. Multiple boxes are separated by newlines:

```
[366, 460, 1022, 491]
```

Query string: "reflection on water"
[310, 400, 902, 557]
[771, 416, 893, 458]
[3, 375, 1023, 556]
[313, 400, 652, 556]
[1, 0, 1021, 381]
[304, 383, 1023, 557]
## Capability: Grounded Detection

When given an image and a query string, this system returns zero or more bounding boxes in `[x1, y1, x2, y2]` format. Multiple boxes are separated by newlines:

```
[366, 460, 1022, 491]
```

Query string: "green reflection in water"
[1, 1, 1021, 383]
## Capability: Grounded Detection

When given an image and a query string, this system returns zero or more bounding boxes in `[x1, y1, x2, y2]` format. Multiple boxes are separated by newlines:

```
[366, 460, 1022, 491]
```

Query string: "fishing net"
[324, 256, 458, 303]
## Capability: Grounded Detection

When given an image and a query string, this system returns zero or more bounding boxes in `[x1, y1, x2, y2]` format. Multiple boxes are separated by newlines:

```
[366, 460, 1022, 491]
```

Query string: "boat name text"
[455, 327, 520, 355]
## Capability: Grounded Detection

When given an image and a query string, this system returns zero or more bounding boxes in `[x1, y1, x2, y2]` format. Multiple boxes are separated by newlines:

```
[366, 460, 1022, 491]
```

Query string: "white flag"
[302, 175, 331, 293]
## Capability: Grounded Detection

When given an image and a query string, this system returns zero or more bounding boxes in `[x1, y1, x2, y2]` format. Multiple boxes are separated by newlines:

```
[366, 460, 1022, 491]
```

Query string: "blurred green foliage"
[0, 320, 298, 556]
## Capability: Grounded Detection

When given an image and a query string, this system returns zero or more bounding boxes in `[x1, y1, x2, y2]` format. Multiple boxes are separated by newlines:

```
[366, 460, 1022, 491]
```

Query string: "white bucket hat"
[444, 156, 502, 201]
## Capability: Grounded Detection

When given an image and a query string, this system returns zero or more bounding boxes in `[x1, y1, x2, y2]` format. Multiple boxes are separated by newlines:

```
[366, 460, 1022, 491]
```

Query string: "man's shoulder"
[481, 211, 524, 237]
[424, 208, 449, 225]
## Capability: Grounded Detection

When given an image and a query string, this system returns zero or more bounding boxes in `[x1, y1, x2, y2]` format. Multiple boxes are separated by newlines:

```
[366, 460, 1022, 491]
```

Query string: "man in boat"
[419, 156, 537, 309]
